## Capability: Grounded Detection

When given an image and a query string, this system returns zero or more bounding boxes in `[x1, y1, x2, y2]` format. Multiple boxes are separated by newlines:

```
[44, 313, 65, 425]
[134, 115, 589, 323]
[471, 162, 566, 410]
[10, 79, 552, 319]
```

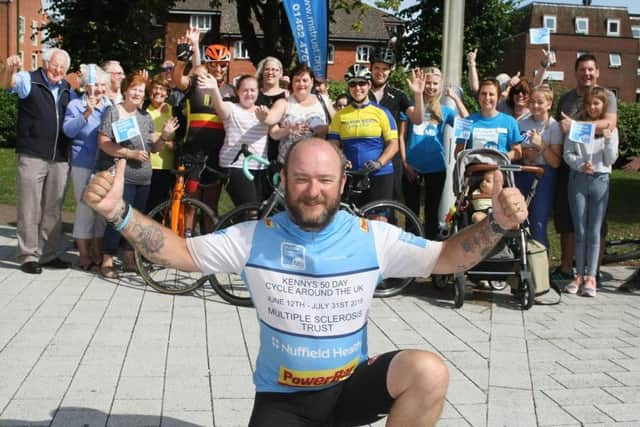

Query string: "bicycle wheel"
[602, 239, 640, 265]
[135, 197, 217, 294]
[359, 200, 425, 298]
[208, 203, 263, 307]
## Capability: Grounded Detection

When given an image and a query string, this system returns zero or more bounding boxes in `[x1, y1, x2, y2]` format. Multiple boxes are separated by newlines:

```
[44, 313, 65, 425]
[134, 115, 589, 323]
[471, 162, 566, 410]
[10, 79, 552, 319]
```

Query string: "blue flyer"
[453, 117, 473, 140]
[111, 116, 141, 143]
[568, 121, 595, 145]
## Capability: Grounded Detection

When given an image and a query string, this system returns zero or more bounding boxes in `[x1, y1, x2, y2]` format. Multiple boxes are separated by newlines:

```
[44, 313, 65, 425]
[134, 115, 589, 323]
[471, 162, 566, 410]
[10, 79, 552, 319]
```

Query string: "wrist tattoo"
[456, 221, 504, 270]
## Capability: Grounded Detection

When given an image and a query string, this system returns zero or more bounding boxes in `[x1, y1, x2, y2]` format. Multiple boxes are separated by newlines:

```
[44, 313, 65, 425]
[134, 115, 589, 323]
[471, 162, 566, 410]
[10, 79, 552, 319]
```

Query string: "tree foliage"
[43, 0, 177, 72]
[398, 0, 518, 78]
[211, 0, 400, 72]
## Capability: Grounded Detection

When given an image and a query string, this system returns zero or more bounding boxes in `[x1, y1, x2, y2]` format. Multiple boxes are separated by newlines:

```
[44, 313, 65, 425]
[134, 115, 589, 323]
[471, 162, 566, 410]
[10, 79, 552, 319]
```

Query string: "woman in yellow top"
[146, 75, 177, 212]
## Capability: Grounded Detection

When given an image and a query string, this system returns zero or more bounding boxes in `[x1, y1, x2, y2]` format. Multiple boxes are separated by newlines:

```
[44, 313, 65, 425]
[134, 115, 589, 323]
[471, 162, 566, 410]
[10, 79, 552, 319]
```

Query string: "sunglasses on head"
[348, 80, 368, 88]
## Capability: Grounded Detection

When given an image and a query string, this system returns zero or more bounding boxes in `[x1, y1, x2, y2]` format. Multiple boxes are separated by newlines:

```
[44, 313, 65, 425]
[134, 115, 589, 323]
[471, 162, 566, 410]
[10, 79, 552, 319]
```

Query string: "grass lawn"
[1, 147, 638, 263]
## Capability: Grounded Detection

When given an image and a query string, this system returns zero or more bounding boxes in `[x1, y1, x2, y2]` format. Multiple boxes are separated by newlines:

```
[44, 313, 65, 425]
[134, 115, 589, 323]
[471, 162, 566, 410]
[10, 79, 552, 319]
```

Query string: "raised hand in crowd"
[1, 55, 22, 87]
[254, 105, 269, 122]
[466, 48, 479, 93]
[197, 72, 218, 90]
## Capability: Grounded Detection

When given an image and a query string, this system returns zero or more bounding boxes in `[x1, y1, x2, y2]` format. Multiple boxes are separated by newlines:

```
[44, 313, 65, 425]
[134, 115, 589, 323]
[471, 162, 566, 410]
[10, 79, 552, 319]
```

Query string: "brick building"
[0, 0, 52, 70]
[501, 2, 640, 102]
[165, 0, 403, 84]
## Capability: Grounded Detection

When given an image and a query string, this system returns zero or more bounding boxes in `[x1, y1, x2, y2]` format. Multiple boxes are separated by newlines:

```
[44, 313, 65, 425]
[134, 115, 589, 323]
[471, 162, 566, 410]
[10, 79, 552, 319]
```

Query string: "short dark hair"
[288, 64, 315, 91]
[575, 54, 598, 71]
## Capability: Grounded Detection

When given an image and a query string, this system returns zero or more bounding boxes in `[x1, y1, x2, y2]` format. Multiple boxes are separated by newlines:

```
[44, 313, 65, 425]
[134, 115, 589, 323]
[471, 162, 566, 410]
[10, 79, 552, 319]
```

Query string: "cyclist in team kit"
[83, 137, 528, 427]
[172, 31, 236, 231]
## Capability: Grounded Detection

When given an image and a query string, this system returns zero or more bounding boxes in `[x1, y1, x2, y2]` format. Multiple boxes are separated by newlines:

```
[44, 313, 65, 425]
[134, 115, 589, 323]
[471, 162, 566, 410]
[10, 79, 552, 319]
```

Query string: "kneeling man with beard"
[83, 137, 527, 427]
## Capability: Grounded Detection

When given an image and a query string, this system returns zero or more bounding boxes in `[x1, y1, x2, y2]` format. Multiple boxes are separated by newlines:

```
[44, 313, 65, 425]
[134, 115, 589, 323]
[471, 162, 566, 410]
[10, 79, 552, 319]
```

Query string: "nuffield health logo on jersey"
[281, 242, 306, 270]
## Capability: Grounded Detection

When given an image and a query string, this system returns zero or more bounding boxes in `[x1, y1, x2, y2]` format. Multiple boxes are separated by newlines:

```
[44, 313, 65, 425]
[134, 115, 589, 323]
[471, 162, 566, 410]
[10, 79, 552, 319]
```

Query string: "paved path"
[0, 225, 639, 426]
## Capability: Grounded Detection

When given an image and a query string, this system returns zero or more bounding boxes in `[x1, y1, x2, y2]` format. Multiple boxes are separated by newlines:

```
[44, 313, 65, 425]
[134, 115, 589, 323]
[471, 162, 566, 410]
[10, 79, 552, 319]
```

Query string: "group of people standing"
[2, 31, 637, 294]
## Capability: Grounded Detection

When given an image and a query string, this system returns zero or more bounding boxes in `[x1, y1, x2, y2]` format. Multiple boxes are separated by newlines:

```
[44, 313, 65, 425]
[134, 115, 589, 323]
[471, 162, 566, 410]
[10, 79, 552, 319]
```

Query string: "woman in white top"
[514, 86, 562, 248]
[198, 73, 269, 206]
[256, 64, 330, 166]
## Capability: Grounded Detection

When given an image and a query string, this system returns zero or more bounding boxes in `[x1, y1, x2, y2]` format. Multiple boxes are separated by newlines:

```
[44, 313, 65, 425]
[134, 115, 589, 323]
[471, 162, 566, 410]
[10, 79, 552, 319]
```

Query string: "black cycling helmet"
[370, 46, 396, 66]
[344, 64, 372, 82]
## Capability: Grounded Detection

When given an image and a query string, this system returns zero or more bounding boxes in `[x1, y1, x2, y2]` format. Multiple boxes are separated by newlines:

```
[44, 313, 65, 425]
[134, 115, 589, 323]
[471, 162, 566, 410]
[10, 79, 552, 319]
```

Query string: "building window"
[31, 21, 39, 46]
[543, 15, 556, 33]
[633, 26, 640, 39]
[327, 44, 335, 64]
[190, 15, 212, 31]
[607, 19, 621, 36]
[18, 16, 25, 44]
[356, 45, 373, 63]
[548, 49, 557, 65]
[636, 89, 640, 103]
[233, 40, 249, 59]
[18, 51, 24, 66]
[575, 17, 589, 34]
[385, 24, 400, 37]
[609, 88, 619, 98]
[609, 53, 622, 68]
[31, 53, 38, 71]
[577, 51, 589, 58]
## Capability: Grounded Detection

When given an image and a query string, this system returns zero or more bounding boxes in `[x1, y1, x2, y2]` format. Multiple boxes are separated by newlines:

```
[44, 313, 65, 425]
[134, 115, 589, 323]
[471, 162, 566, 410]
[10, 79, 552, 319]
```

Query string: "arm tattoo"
[126, 216, 169, 265]
[456, 222, 503, 270]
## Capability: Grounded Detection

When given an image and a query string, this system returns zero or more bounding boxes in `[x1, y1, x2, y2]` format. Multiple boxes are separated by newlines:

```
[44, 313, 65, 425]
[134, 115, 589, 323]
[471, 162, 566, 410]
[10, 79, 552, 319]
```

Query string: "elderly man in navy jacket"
[1, 49, 72, 274]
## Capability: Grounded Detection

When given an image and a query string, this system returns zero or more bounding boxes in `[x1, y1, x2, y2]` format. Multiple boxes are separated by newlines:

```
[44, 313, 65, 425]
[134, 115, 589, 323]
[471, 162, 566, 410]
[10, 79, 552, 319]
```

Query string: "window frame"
[31, 20, 39, 46]
[31, 53, 38, 71]
[607, 19, 621, 36]
[575, 17, 589, 35]
[355, 45, 373, 63]
[327, 44, 335, 64]
[632, 25, 640, 39]
[543, 15, 557, 33]
[233, 40, 250, 59]
[609, 53, 622, 68]
[189, 14, 212, 31]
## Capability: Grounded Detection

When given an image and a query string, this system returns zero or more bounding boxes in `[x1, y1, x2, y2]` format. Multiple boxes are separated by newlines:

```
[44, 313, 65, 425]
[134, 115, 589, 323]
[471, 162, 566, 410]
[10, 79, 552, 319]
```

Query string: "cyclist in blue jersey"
[328, 65, 398, 206]
[83, 137, 528, 426]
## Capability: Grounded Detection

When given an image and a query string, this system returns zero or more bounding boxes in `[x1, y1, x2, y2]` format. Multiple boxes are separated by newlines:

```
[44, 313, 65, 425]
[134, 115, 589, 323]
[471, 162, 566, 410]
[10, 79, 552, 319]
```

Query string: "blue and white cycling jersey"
[187, 210, 442, 393]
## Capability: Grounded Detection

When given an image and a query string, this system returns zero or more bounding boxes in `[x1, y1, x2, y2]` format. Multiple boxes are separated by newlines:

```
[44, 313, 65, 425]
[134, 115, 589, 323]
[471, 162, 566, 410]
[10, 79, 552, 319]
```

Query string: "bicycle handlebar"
[239, 144, 271, 181]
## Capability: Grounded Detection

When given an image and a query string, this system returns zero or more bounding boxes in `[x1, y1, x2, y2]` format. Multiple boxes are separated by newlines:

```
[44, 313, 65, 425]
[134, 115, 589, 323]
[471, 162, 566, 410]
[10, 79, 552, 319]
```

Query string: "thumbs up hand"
[490, 170, 528, 230]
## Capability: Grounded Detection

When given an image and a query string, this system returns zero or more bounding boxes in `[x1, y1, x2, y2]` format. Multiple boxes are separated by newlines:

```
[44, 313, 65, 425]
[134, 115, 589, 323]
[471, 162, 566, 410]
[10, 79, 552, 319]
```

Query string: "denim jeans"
[102, 183, 150, 255]
[568, 171, 609, 277]
[515, 165, 557, 249]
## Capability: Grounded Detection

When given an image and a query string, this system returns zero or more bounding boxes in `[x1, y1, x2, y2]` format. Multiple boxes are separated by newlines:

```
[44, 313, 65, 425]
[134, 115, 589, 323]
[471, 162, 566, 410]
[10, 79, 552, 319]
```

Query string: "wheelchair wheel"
[207, 203, 262, 307]
[135, 197, 217, 294]
[359, 200, 424, 298]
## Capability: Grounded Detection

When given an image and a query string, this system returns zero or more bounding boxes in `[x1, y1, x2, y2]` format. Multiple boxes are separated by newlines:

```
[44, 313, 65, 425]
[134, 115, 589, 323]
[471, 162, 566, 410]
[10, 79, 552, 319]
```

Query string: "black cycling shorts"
[182, 140, 224, 186]
[352, 173, 394, 207]
[248, 350, 400, 427]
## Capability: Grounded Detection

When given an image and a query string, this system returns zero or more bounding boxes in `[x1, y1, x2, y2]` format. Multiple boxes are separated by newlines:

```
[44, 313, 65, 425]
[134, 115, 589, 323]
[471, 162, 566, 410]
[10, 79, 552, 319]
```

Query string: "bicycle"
[206, 147, 425, 306]
[134, 153, 227, 294]
[601, 238, 640, 265]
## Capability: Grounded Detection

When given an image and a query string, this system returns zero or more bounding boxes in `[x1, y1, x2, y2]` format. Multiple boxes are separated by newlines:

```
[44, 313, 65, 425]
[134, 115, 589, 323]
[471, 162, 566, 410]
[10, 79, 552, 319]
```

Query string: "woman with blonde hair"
[401, 67, 465, 239]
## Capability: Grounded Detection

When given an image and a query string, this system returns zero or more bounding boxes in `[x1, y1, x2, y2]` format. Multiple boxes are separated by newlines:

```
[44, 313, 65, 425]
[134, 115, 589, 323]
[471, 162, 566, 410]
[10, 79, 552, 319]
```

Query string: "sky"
[366, 0, 640, 14]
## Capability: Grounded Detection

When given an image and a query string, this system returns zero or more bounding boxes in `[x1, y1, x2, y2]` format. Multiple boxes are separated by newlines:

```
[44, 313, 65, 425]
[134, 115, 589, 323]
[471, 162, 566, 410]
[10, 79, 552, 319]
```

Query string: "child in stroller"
[471, 170, 494, 224]
[444, 148, 545, 309]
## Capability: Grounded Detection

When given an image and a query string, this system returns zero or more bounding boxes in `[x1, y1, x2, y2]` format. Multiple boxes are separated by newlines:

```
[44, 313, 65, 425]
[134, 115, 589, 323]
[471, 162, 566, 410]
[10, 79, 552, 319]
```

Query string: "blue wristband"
[114, 203, 132, 231]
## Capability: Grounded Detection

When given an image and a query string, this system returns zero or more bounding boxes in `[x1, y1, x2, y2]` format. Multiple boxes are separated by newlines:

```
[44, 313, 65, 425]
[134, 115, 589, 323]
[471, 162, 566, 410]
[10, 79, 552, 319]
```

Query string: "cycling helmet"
[344, 64, 372, 82]
[204, 44, 231, 62]
[370, 47, 396, 66]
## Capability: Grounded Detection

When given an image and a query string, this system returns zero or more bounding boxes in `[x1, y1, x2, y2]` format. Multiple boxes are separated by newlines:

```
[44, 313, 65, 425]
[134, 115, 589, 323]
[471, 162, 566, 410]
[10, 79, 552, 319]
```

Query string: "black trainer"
[40, 258, 71, 269]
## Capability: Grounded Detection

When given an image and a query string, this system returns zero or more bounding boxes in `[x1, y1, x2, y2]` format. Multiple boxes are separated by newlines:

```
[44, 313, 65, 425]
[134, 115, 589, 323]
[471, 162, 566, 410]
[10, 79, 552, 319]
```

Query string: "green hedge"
[617, 102, 640, 158]
[0, 91, 17, 148]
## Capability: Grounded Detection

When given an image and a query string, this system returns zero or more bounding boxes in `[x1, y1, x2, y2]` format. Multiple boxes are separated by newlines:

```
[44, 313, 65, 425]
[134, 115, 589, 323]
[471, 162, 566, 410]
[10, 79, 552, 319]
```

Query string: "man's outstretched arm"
[431, 169, 528, 274]
[83, 159, 199, 272]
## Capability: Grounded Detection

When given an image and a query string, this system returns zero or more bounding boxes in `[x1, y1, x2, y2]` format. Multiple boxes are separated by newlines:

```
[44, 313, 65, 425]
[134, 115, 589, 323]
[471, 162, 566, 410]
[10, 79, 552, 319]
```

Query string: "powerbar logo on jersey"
[281, 242, 305, 270]
[278, 357, 359, 387]
[359, 218, 368, 233]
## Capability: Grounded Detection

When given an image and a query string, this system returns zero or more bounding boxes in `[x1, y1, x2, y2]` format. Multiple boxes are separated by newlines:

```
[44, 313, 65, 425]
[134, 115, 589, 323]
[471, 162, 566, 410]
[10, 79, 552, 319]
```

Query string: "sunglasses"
[161, 66, 174, 71]
[348, 80, 368, 88]
[208, 62, 228, 69]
